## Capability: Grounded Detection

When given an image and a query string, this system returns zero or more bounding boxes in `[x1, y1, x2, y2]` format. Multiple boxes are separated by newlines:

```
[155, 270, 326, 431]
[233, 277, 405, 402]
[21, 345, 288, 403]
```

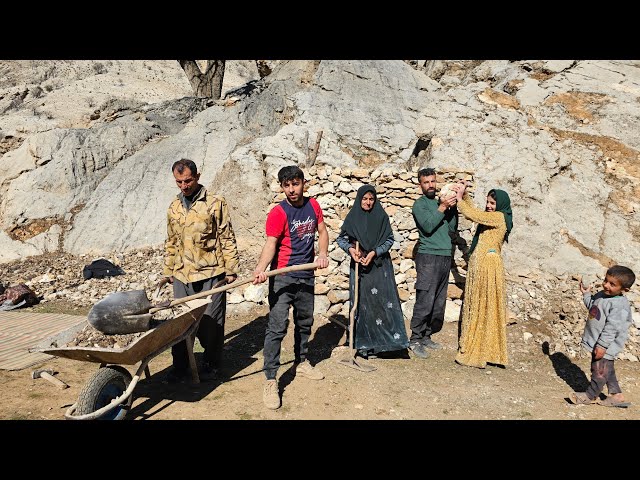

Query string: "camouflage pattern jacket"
[163, 187, 240, 284]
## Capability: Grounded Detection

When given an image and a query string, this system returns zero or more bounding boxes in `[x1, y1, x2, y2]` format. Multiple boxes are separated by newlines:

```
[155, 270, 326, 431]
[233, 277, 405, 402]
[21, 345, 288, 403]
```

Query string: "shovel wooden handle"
[150, 262, 319, 314]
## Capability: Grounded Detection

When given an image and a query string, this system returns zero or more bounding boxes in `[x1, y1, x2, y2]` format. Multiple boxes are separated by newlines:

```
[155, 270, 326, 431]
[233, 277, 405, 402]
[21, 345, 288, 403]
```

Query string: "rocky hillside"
[1, 60, 639, 357]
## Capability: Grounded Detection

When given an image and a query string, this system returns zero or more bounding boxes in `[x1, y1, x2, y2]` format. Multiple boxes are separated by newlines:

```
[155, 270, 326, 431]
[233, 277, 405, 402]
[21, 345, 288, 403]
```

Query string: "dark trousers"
[263, 275, 315, 380]
[585, 356, 622, 400]
[410, 252, 451, 343]
[171, 273, 226, 371]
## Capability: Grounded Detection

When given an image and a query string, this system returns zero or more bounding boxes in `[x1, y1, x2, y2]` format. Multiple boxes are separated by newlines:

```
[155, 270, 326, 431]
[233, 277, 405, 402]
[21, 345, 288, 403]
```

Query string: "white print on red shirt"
[290, 216, 315, 243]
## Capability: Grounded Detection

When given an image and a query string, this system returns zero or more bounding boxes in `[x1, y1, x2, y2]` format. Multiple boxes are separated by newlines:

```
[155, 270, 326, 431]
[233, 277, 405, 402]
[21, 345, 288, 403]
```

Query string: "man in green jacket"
[409, 168, 458, 358]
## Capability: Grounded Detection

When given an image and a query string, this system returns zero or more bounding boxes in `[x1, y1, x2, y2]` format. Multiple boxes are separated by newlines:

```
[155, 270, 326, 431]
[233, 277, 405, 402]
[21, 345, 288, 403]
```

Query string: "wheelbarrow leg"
[144, 366, 151, 379]
[186, 332, 200, 384]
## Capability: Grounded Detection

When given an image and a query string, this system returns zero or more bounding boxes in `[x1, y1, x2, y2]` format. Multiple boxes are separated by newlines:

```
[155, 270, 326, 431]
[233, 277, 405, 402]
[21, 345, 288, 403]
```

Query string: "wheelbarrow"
[29, 262, 320, 420]
[29, 297, 211, 420]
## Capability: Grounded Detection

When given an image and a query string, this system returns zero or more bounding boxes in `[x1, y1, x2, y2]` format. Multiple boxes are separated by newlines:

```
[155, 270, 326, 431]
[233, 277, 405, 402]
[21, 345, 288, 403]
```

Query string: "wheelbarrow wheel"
[76, 366, 133, 420]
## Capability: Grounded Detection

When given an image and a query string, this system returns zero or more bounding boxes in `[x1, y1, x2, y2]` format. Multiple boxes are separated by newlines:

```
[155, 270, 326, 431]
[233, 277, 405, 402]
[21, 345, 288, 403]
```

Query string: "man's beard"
[425, 190, 436, 199]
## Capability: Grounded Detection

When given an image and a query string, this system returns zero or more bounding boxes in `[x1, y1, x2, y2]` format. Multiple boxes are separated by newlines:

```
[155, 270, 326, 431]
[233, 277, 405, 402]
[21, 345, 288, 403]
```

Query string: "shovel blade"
[88, 290, 154, 334]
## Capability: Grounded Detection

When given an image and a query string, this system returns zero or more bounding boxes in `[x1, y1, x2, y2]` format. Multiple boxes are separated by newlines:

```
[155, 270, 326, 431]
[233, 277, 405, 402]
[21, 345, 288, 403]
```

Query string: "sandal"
[569, 392, 597, 405]
[597, 395, 631, 408]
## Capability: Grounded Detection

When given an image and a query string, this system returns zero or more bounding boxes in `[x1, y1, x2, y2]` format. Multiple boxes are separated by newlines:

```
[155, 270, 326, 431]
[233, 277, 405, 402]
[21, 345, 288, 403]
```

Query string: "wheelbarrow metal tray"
[30, 299, 210, 365]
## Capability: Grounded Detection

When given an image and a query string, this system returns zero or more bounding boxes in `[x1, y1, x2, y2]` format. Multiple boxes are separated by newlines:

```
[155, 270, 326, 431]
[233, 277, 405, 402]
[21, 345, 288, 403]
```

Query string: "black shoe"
[409, 342, 429, 359]
[358, 350, 377, 360]
[164, 368, 189, 384]
[421, 337, 442, 350]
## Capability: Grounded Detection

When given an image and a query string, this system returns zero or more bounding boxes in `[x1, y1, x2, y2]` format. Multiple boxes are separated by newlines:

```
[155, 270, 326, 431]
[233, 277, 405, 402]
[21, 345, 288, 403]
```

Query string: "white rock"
[338, 182, 353, 193]
[395, 273, 407, 285]
[227, 291, 244, 304]
[243, 284, 268, 303]
[399, 259, 414, 273]
[401, 300, 415, 320]
[444, 300, 460, 323]
[314, 295, 331, 316]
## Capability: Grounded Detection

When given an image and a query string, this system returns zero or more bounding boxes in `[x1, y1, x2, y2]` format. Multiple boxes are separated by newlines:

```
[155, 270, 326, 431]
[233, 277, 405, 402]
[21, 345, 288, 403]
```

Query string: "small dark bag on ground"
[82, 259, 126, 280]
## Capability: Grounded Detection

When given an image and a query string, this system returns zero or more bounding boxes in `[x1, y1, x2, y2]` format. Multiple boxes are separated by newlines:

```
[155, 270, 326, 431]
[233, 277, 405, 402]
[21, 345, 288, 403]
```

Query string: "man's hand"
[164, 276, 174, 284]
[593, 345, 606, 360]
[252, 270, 267, 284]
[316, 254, 329, 269]
[360, 250, 376, 266]
[438, 195, 457, 212]
[226, 274, 237, 284]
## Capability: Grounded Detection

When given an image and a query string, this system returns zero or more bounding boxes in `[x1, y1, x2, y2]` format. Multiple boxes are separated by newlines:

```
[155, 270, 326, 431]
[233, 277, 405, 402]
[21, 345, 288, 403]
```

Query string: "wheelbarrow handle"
[151, 276, 172, 301]
[149, 262, 320, 314]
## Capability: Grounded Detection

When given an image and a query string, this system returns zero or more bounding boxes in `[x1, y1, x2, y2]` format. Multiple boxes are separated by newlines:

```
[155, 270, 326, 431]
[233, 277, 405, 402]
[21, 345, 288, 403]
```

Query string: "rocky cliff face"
[1, 59, 640, 359]
[1, 60, 639, 278]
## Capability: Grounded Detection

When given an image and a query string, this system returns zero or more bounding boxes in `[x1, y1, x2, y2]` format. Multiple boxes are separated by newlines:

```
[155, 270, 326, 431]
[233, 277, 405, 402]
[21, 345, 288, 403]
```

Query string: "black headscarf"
[340, 184, 393, 253]
[468, 188, 513, 256]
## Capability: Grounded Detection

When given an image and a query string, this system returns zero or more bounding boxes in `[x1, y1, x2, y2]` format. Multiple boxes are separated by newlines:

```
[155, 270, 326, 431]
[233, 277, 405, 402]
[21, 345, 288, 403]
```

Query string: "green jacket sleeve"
[412, 199, 445, 234]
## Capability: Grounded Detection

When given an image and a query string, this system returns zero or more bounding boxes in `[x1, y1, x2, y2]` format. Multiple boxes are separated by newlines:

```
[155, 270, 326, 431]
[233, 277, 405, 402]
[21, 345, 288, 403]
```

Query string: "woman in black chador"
[336, 184, 409, 358]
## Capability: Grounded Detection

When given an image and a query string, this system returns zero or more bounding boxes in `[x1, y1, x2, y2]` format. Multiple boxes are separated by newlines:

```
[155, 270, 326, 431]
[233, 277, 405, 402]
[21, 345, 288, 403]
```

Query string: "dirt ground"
[1, 302, 639, 422]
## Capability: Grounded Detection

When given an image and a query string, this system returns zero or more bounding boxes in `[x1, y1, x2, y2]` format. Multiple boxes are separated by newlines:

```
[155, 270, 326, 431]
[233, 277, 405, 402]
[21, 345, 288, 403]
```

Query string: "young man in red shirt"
[252, 165, 329, 409]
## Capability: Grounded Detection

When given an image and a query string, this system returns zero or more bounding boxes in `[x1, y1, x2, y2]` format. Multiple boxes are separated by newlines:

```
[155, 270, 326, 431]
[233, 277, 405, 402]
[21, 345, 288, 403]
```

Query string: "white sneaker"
[295, 360, 324, 380]
[263, 379, 281, 409]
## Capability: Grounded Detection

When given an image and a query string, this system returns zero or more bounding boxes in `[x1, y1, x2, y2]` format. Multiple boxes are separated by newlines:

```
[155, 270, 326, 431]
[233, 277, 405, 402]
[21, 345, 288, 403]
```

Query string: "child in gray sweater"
[570, 265, 636, 407]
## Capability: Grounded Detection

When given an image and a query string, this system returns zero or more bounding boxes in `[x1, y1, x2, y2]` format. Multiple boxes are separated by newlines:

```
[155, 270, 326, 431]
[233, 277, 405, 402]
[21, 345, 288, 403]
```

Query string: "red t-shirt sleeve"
[310, 198, 324, 225]
[265, 205, 286, 238]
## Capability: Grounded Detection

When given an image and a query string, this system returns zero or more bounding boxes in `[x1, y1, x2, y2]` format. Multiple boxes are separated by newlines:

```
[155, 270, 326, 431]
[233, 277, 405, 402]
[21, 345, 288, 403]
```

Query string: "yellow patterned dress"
[455, 193, 508, 368]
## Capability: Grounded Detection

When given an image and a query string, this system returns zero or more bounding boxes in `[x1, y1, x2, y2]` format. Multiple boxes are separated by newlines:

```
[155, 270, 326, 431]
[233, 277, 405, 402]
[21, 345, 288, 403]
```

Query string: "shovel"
[338, 241, 376, 373]
[87, 262, 319, 334]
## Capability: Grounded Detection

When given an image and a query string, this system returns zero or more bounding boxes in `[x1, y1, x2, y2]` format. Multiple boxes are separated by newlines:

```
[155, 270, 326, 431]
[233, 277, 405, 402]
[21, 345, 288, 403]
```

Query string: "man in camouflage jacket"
[163, 158, 240, 382]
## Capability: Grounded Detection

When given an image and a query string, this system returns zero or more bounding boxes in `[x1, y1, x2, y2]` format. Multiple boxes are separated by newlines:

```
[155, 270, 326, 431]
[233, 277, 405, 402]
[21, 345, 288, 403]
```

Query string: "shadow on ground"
[275, 314, 350, 396]
[306, 315, 348, 364]
[127, 310, 412, 418]
[127, 313, 269, 419]
[542, 341, 590, 396]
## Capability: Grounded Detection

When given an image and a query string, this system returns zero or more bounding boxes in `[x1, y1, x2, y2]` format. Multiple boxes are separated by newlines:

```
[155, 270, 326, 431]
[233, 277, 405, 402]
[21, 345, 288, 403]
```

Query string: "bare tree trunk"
[256, 60, 272, 78]
[178, 60, 226, 99]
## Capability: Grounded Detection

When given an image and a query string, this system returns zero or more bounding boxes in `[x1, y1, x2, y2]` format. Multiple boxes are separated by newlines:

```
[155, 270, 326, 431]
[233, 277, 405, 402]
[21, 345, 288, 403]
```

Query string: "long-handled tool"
[88, 262, 319, 334]
[338, 241, 376, 372]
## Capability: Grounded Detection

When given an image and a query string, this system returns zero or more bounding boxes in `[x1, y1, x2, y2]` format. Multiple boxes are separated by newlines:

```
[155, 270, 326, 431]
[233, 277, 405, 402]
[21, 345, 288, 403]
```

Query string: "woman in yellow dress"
[453, 182, 513, 368]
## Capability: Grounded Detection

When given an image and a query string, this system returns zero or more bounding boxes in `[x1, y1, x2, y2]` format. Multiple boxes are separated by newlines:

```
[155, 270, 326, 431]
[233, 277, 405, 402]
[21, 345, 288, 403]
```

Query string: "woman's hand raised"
[453, 179, 467, 200]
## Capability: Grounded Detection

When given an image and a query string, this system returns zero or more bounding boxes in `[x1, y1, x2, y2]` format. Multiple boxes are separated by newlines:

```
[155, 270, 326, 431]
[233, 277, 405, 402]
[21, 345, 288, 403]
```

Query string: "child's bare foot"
[610, 393, 625, 402]
[597, 393, 631, 408]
